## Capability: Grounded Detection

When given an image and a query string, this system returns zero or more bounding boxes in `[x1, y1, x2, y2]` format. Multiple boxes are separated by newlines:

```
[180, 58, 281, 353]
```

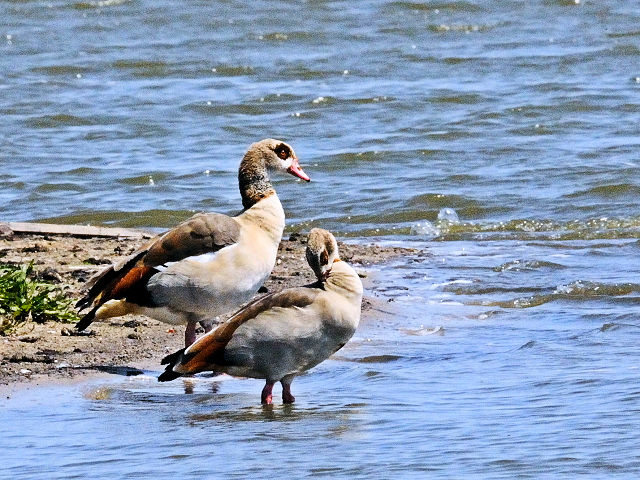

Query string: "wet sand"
[0, 229, 418, 390]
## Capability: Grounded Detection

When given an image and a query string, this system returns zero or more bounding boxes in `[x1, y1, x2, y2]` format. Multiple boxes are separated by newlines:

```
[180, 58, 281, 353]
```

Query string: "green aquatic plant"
[0, 262, 78, 335]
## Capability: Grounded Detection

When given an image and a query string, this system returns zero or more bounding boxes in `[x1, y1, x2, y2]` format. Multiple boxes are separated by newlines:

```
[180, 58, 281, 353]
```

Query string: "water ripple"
[386, 1, 485, 12]
[479, 281, 640, 309]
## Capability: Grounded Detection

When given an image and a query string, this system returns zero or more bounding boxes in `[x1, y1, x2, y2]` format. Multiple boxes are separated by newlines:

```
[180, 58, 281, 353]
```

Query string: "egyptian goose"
[75, 139, 310, 347]
[158, 228, 363, 405]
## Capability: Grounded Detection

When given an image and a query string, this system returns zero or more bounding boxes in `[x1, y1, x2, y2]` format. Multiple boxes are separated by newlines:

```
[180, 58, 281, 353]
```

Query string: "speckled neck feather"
[238, 148, 276, 210]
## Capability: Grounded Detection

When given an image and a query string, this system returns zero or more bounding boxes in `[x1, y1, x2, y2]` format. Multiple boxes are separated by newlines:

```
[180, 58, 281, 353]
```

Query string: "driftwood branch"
[0, 222, 153, 239]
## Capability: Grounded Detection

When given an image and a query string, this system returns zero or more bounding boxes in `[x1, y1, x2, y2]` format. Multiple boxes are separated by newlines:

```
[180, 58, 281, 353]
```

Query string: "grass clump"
[0, 262, 78, 335]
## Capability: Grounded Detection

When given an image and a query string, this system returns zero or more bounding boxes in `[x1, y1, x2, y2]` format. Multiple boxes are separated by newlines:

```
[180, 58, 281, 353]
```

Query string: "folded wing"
[158, 288, 320, 380]
[76, 212, 240, 330]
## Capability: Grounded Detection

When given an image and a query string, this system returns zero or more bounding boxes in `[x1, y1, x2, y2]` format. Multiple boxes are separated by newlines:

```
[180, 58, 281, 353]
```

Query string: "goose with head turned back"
[75, 139, 310, 347]
[159, 228, 363, 405]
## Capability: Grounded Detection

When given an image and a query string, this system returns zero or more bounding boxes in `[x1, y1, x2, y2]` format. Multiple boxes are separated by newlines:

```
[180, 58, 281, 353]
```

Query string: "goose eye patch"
[274, 144, 290, 159]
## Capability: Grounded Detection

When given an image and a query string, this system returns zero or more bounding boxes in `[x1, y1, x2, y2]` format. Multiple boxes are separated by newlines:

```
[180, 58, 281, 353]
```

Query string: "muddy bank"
[0, 229, 420, 389]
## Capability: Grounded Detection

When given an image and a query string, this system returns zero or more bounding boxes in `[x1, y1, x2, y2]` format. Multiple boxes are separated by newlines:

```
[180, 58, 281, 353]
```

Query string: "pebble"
[18, 335, 40, 343]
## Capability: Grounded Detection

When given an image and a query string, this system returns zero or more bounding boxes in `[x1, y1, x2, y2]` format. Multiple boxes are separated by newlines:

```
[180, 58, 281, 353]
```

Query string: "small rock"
[127, 333, 141, 340]
[83, 257, 111, 265]
[61, 326, 95, 337]
[18, 335, 40, 343]
[0, 224, 14, 239]
[70, 269, 92, 282]
[37, 355, 56, 364]
[61, 327, 74, 336]
[123, 320, 141, 328]
[40, 266, 62, 283]
[19, 369, 32, 376]
[341, 251, 354, 261]
[22, 243, 49, 253]
[9, 354, 28, 363]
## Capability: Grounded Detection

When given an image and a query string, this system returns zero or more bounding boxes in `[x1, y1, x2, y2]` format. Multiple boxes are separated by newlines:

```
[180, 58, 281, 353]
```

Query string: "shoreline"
[0, 227, 420, 390]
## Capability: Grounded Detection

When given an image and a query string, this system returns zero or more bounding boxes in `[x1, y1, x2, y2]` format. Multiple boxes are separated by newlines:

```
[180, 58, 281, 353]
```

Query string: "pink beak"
[287, 158, 311, 182]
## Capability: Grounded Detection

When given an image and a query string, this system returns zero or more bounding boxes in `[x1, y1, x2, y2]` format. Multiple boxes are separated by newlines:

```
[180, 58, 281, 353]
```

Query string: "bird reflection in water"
[181, 378, 220, 395]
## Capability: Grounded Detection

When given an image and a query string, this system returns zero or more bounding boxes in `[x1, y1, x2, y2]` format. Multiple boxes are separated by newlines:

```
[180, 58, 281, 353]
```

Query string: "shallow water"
[3, 243, 640, 478]
[2, 0, 640, 477]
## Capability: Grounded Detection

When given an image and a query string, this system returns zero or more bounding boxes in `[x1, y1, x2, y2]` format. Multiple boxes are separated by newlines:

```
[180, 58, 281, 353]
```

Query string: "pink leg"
[281, 379, 296, 404]
[261, 381, 275, 405]
[185, 321, 197, 347]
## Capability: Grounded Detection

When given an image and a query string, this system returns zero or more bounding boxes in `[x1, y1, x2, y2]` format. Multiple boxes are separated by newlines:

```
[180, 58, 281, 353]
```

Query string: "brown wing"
[76, 212, 240, 330]
[158, 287, 321, 379]
[142, 212, 240, 266]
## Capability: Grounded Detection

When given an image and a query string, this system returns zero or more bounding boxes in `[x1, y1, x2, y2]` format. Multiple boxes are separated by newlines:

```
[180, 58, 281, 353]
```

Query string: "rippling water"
[2, 0, 640, 477]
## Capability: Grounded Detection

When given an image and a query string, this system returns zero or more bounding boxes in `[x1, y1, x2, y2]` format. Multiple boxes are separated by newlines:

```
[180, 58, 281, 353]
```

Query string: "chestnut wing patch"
[76, 249, 150, 310]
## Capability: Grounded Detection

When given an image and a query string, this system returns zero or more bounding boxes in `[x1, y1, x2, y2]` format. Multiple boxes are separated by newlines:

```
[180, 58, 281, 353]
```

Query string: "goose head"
[250, 138, 310, 182]
[306, 228, 340, 281]
[238, 139, 310, 209]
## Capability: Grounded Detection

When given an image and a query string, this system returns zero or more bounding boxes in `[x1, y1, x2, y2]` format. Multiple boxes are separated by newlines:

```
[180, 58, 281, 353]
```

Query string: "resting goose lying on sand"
[159, 228, 363, 405]
[75, 139, 310, 347]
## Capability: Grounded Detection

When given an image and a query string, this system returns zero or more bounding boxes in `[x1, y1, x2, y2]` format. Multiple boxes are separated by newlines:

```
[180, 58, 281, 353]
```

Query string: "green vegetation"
[0, 262, 78, 335]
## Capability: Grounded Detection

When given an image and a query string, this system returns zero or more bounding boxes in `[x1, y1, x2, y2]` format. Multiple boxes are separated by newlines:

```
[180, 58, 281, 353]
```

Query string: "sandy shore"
[0, 229, 419, 390]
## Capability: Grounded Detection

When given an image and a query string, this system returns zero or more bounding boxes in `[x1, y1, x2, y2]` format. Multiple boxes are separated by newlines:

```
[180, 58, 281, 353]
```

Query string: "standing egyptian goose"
[75, 139, 310, 347]
[158, 228, 363, 405]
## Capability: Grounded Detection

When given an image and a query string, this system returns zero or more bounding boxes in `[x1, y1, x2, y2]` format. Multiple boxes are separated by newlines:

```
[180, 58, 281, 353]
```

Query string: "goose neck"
[238, 155, 275, 210]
